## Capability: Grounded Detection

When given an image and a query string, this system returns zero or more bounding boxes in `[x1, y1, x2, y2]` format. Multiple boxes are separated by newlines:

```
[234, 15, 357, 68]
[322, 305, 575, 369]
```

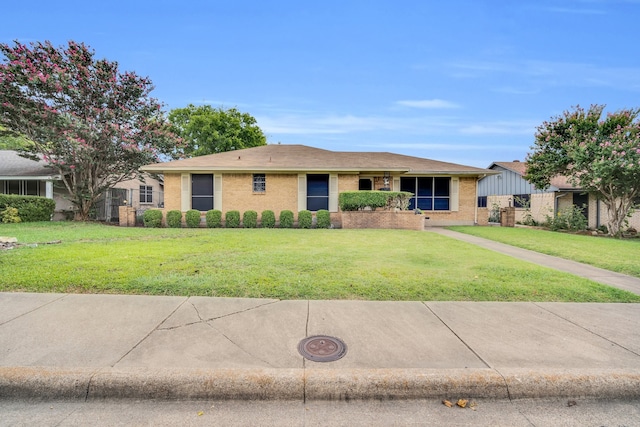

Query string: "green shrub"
[298, 210, 312, 229]
[206, 209, 222, 228]
[1, 207, 21, 223]
[0, 194, 55, 222]
[185, 209, 201, 228]
[166, 210, 182, 228]
[316, 210, 331, 228]
[279, 210, 294, 228]
[143, 209, 163, 228]
[545, 205, 588, 232]
[225, 210, 241, 228]
[242, 210, 258, 228]
[338, 191, 413, 211]
[261, 210, 276, 228]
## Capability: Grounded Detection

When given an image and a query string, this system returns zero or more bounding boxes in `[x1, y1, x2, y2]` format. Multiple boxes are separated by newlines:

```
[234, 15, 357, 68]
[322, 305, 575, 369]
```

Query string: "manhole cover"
[298, 335, 347, 362]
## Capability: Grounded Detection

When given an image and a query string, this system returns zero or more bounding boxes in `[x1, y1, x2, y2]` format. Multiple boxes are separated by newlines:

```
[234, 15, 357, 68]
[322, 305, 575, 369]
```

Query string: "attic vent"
[513, 160, 520, 162]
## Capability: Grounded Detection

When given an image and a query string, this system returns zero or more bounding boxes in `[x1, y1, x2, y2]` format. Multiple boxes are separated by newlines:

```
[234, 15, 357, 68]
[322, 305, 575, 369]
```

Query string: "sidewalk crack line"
[422, 302, 492, 369]
[111, 298, 189, 367]
[534, 302, 640, 358]
[423, 302, 515, 402]
[157, 299, 281, 331]
[0, 293, 68, 327]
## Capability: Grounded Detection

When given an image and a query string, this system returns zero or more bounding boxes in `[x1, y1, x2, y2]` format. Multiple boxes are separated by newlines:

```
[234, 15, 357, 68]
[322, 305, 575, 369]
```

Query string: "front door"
[573, 193, 589, 220]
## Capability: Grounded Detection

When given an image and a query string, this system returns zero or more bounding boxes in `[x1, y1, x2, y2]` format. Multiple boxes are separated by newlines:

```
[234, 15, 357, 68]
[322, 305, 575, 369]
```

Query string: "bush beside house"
[225, 210, 241, 228]
[206, 209, 222, 228]
[298, 210, 312, 229]
[0, 194, 55, 222]
[166, 210, 182, 228]
[316, 210, 331, 228]
[185, 210, 201, 228]
[279, 210, 294, 228]
[143, 209, 163, 228]
[261, 210, 276, 228]
[243, 210, 258, 228]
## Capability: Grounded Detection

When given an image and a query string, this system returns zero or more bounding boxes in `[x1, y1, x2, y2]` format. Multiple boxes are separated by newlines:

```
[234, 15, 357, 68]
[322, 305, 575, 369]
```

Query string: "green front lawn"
[1, 222, 638, 302]
[449, 226, 640, 278]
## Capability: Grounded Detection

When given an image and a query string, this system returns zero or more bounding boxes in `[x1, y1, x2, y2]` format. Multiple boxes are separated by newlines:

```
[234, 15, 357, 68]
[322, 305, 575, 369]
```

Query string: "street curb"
[2, 367, 640, 401]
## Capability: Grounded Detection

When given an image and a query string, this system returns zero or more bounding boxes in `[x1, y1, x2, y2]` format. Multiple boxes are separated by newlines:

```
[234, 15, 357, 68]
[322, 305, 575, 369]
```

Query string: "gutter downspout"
[475, 174, 486, 225]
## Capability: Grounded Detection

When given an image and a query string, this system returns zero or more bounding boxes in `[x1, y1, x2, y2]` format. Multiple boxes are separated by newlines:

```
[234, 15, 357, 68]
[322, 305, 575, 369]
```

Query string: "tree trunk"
[73, 200, 93, 221]
[603, 196, 631, 238]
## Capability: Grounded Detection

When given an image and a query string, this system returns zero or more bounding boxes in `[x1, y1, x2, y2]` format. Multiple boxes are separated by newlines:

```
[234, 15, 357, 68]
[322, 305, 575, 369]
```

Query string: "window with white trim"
[253, 174, 266, 193]
[2, 180, 40, 196]
[139, 185, 153, 204]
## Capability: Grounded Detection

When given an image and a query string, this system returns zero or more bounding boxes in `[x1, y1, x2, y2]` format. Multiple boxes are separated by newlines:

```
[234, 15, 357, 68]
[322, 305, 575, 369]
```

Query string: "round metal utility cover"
[298, 335, 347, 362]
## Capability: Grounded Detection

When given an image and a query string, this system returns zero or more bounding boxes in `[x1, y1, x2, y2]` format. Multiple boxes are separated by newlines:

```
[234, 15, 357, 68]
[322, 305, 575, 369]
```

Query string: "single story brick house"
[140, 144, 497, 227]
[478, 161, 640, 230]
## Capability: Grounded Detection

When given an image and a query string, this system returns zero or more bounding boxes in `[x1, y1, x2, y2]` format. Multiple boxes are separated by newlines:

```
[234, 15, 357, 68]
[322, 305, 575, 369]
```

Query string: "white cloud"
[459, 121, 537, 136]
[256, 109, 538, 140]
[446, 59, 640, 91]
[395, 99, 460, 109]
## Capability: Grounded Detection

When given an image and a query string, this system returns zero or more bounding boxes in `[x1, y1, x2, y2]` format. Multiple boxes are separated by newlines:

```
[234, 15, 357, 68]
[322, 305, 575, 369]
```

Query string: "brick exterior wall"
[163, 173, 182, 211]
[341, 211, 425, 230]
[338, 174, 359, 193]
[155, 173, 481, 227]
[222, 173, 298, 216]
[476, 208, 489, 225]
[424, 177, 477, 226]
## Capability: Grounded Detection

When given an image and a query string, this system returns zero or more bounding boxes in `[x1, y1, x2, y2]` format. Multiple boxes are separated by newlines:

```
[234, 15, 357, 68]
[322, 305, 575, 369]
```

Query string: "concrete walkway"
[1, 230, 639, 401]
[427, 228, 640, 296]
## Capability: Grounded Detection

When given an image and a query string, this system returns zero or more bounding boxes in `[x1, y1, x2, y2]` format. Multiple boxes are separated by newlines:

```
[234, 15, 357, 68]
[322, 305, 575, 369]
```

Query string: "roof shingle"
[142, 144, 493, 175]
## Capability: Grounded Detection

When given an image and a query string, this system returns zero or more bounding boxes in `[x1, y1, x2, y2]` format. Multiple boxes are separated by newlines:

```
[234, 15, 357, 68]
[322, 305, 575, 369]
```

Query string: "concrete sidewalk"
[1, 293, 639, 401]
[2, 228, 640, 402]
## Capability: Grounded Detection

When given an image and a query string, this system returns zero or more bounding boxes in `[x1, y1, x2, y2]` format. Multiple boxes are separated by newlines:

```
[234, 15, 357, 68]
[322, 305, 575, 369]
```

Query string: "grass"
[1, 222, 639, 302]
[449, 226, 640, 278]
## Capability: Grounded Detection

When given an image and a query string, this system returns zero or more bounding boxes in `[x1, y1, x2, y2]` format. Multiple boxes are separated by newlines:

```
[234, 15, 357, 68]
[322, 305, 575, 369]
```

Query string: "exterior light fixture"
[383, 171, 390, 187]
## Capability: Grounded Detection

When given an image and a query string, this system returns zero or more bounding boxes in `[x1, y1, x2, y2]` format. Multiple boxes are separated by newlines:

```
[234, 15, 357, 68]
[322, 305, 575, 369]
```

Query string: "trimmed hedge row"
[0, 194, 56, 222]
[141, 209, 333, 229]
[338, 191, 413, 211]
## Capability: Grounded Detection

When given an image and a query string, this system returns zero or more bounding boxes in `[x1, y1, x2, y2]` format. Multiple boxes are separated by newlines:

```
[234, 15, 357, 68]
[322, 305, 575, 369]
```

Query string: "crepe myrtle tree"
[525, 105, 640, 237]
[0, 40, 182, 220]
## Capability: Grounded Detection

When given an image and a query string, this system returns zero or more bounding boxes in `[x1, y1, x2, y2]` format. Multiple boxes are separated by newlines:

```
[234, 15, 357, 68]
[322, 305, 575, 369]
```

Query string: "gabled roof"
[0, 150, 61, 179]
[142, 144, 495, 176]
[488, 161, 578, 190]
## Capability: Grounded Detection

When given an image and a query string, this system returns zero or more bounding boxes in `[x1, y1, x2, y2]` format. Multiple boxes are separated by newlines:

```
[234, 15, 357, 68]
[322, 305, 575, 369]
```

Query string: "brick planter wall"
[341, 210, 425, 230]
[118, 206, 137, 227]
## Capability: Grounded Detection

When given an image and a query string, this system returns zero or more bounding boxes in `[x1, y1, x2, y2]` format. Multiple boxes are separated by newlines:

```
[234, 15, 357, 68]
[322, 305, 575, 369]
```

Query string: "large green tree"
[0, 40, 181, 220]
[168, 104, 266, 157]
[0, 126, 31, 150]
[526, 105, 640, 237]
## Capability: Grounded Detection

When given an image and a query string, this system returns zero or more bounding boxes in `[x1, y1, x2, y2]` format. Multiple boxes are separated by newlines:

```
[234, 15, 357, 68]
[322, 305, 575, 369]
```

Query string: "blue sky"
[3, 0, 640, 167]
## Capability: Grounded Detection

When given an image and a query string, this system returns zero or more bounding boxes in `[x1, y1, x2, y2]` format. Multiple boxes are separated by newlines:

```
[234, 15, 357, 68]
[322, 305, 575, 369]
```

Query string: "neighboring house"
[94, 175, 164, 222]
[0, 150, 71, 220]
[0, 150, 164, 222]
[140, 144, 497, 226]
[478, 161, 640, 230]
